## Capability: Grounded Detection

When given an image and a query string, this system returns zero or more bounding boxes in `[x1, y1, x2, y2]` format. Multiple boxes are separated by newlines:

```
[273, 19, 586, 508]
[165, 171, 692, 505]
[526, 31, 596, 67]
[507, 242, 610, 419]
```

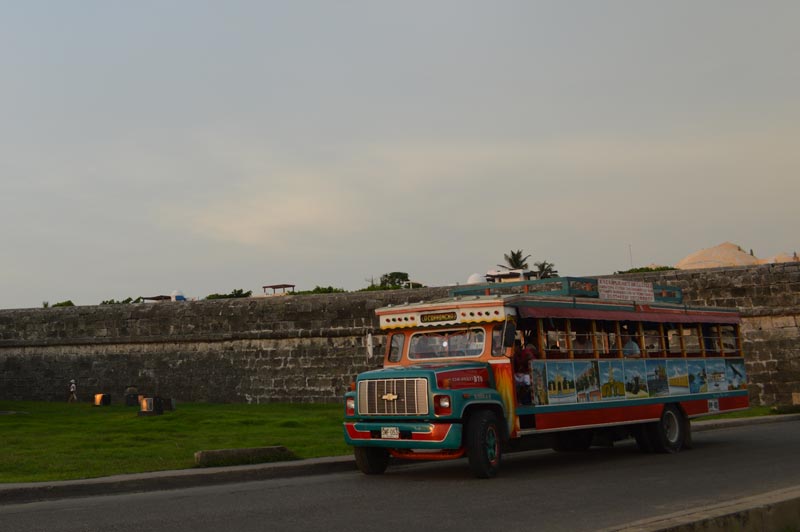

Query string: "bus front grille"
[357, 378, 429, 416]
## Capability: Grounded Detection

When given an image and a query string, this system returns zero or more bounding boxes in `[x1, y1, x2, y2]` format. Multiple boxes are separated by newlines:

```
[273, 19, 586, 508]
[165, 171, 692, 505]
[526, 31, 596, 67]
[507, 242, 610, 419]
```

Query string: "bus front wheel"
[466, 410, 502, 478]
[354, 447, 389, 475]
[650, 405, 686, 453]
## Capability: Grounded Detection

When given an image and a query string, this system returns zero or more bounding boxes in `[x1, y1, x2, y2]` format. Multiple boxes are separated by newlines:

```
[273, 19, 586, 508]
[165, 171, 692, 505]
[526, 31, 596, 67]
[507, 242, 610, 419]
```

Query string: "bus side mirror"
[503, 322, 517, 348]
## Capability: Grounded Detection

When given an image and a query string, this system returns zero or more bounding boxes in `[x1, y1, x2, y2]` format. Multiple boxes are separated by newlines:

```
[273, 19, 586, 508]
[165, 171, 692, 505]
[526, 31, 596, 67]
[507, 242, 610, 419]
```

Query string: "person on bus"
[521, 341, 538, 360]
[572, 333, 592, 355]
[513, 342, 533, 405]
[623, 333, 641, 357]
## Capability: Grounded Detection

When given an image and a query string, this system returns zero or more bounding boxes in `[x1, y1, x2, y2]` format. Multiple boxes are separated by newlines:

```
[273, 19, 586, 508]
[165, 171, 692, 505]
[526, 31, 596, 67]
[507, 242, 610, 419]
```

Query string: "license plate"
[381, 427, 400, 439]
[708, 399, 720, 413]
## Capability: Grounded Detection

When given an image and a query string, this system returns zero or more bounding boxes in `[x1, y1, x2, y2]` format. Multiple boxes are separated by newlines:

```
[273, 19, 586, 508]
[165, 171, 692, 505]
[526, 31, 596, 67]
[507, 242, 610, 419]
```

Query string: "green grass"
[0, 401, 351, 483]
[703, 405, 777, 420]
[0, 402, 789, 483]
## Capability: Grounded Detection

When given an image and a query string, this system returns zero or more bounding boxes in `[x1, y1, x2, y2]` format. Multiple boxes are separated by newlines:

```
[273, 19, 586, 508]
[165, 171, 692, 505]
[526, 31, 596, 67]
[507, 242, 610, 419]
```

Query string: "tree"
[359, 272, 423, 291]
[52, 300, 75, 307]
[101, 297, 144, 305]
[499, 250, 531, 270]
[295, 286, 347, 295]
[380, 272, 410, 289]
[534, 261, 559, 279]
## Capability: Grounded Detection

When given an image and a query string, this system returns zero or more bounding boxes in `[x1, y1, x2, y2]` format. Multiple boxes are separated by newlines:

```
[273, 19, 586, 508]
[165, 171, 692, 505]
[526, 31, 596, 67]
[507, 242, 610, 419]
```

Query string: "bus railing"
[450, 276, 683, 304]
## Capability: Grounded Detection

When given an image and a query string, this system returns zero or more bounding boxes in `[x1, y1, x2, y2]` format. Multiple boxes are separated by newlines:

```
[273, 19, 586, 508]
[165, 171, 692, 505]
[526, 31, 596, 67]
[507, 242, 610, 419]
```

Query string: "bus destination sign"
[597, 278, 655, 302]
[420, 312, 458, 324]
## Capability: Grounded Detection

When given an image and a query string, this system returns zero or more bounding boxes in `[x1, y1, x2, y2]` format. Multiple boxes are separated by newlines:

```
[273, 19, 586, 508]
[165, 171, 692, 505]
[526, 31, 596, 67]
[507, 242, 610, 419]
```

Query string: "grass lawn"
[0, 401, 351, 483]
[0, 401, 783, 483]
[703, 405, 778, 419]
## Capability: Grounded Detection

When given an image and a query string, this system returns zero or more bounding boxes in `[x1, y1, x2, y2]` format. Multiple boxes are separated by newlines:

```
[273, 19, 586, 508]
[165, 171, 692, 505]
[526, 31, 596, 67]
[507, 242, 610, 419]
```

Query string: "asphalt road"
[2, 421, 799, 532]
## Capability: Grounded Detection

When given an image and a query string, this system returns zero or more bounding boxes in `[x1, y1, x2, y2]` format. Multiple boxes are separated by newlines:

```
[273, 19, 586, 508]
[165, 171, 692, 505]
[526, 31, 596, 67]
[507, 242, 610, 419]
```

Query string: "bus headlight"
[346, 397, 355, 416]
[434, 394, 452, 415]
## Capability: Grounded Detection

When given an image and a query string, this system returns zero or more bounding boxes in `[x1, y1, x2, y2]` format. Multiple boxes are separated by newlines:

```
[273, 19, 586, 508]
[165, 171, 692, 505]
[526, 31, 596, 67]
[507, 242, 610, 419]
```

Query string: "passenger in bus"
[510, 340, 533, 404]
[572, 334, 592, 355]
[521, 341, 538, 360]
[513, 353, 532, 405]
[622, 334, 641, 357]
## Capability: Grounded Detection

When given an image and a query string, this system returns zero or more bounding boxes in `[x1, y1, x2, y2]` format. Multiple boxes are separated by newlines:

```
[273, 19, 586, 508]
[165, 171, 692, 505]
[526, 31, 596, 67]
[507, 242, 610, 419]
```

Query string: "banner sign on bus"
[420, 312, 458, 324]
[597, 278, 654, 302]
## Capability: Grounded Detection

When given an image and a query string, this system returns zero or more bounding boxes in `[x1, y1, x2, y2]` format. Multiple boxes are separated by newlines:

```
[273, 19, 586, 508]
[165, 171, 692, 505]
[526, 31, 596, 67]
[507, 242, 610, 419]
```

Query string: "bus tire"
[466, 410, 502, 478]
[650, 405, 686, 454]
[354, 447, 389, 475]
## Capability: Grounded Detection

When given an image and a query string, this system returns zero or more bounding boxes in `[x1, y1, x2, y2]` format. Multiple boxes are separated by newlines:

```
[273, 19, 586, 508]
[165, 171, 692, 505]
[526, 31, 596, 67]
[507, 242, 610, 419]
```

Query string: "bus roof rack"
[449, 276, 682, 304]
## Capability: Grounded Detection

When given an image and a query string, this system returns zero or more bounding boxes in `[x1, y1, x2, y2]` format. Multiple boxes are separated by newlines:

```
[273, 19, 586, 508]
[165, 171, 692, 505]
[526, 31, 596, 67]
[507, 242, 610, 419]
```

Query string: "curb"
[1, 414, 798, 506]
[691, 412, 800, 432]
[0, 455, 355, 505]
[601, 485, 800, 532]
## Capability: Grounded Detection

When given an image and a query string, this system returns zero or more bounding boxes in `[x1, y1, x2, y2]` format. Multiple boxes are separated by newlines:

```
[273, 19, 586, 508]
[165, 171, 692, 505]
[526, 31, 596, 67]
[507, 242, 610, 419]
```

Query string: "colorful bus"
[343, 277, 748, 478]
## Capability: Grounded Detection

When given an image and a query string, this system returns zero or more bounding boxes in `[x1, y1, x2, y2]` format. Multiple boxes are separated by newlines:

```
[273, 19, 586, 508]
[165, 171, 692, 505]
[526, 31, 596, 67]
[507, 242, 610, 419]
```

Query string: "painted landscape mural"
[525, 358, 745, 407]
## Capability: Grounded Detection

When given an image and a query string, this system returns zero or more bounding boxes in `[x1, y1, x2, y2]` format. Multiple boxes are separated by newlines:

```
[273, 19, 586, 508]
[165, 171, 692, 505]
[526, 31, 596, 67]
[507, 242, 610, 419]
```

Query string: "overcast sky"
[1, 1, 798, 309]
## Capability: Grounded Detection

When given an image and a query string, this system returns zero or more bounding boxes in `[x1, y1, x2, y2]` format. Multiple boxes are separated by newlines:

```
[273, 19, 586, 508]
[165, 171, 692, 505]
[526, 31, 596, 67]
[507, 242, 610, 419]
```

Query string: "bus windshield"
[408, 328, 485, 360]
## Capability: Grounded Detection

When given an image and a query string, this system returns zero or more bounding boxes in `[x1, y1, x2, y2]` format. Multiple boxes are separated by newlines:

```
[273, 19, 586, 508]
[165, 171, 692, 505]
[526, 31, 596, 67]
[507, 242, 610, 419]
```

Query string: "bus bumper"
[343, 421, 463, 449]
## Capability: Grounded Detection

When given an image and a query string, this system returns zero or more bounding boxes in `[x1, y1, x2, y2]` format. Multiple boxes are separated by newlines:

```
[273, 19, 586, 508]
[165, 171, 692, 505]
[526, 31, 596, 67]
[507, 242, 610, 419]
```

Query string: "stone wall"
[0, 288, 448, 404]
[1, 263, 797, 406]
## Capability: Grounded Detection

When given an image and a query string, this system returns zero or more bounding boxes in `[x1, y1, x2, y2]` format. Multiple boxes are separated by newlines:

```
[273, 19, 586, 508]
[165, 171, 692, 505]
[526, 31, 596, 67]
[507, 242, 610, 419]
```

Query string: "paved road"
[2, 421, 799, 532]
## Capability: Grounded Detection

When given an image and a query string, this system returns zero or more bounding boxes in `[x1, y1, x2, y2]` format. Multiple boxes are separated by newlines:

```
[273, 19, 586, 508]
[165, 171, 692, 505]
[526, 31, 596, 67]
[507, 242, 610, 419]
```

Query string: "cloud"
[169, 173, 358, 247]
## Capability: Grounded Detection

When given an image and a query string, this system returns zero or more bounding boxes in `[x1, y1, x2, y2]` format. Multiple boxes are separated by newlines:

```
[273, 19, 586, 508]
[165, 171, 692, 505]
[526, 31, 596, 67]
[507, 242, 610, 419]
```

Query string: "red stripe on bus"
[719, 394, 749, 411]
[535, 404, 663, 430]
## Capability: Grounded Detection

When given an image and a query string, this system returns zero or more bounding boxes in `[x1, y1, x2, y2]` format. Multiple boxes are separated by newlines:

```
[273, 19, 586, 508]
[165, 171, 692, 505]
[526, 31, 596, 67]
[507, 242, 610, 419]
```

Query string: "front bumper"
[343, 421, 463, 449]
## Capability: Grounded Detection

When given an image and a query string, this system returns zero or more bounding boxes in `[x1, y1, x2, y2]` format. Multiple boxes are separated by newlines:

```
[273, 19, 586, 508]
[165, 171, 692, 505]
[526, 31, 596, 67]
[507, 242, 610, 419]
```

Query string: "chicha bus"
[343, 277, 749, 478]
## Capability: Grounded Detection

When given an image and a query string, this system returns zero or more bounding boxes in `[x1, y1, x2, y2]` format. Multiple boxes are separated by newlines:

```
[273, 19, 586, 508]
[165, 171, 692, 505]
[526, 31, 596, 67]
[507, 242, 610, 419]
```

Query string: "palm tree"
[534, 260, 559, 279]
[499, 249, 531, 270]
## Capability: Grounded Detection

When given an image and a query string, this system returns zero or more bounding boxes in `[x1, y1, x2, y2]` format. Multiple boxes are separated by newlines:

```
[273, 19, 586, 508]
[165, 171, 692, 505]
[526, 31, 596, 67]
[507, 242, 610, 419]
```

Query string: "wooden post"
[638, 321, 647, 358]
[698, 324, 706, 357]
[566, 319, 573, 359]
[537, 318, 546, 360]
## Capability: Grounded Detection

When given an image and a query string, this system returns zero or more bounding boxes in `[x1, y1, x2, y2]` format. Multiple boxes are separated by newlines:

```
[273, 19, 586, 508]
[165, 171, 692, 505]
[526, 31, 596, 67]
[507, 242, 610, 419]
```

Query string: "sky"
[1, 1, 798, 309]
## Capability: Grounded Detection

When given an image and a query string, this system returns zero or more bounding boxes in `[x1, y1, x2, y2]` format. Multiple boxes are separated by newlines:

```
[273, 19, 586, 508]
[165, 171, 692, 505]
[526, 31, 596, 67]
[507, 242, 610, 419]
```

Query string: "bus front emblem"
[382, 393, 398, 401]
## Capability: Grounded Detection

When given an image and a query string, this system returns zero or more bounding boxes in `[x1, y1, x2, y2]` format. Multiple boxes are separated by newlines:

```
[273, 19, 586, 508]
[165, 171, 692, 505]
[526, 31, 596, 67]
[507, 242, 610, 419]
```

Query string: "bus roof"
[377, 278, 739, 330]
[450, 276, 683, 304]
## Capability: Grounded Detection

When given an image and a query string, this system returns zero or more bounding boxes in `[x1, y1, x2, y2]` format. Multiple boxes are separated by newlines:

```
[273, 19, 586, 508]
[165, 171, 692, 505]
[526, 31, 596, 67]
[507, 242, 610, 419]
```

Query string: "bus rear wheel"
[649, 405, 686, 454]
[466, 410, 502, 478]
[354, 447, 389, 475]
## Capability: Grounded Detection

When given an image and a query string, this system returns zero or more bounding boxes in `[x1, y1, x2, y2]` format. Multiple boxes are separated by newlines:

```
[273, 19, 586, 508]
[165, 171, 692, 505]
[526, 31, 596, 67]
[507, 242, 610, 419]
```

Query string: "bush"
[206, 289, 252, 300]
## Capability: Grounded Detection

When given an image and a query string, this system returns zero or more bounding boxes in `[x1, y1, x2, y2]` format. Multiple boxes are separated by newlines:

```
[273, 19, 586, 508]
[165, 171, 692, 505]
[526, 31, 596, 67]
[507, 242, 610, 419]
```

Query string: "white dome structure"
[466, 273, 486, 284]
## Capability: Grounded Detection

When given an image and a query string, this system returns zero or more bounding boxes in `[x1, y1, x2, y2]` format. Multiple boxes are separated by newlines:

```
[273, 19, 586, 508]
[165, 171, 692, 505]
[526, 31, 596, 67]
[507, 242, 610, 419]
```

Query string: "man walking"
[68, 379, 77, 402]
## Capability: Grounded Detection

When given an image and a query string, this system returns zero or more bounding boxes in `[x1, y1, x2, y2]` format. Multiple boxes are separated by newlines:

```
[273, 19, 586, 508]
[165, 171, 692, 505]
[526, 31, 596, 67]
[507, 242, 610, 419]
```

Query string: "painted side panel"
[490, 361, 515, 435]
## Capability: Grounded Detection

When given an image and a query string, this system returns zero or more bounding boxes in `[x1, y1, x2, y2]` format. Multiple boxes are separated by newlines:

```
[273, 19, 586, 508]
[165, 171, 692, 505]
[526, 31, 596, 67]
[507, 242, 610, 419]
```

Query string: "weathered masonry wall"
[0, 288, 447, 404]
[1, 262, 798, 406]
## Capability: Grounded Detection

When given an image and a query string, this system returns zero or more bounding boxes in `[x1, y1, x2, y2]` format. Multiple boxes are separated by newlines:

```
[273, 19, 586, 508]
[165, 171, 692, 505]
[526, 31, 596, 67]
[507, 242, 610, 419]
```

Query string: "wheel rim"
[663, 410, 680, 444]
[486, 425, 499, 464]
